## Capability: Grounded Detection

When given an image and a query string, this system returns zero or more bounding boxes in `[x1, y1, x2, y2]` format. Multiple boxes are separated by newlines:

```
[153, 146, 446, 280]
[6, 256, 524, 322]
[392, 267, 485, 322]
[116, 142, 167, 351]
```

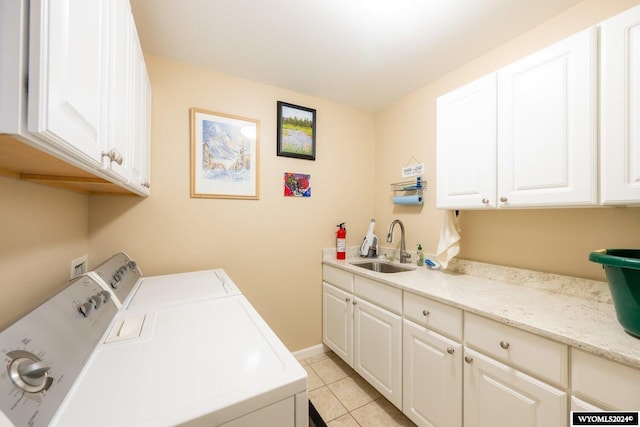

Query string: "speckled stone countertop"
[322, 248, 640, 370]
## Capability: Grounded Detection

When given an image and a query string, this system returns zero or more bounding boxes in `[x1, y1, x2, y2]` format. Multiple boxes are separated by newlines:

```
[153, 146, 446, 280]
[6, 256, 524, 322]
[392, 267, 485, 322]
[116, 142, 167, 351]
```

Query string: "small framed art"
[277, 101, 316, 160]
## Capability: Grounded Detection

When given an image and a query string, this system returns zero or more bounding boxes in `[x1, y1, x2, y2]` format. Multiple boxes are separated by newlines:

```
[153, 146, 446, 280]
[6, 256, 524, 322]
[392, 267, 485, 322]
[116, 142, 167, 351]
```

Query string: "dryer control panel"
[89, 252, 142, 308]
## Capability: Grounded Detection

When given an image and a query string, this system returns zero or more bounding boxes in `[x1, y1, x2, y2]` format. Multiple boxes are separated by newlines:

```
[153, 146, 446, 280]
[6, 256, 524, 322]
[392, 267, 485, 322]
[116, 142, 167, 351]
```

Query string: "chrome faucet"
[387, 219, 411, 263]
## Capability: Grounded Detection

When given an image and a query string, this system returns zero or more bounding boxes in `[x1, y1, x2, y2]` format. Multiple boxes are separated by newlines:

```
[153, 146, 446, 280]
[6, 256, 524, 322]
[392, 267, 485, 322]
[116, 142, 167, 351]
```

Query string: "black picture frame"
[277, 101, 316, 161]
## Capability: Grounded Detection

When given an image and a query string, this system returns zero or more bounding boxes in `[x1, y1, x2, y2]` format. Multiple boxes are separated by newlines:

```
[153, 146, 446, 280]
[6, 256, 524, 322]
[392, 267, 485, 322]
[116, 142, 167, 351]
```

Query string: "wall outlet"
[70, 255, 88, 279]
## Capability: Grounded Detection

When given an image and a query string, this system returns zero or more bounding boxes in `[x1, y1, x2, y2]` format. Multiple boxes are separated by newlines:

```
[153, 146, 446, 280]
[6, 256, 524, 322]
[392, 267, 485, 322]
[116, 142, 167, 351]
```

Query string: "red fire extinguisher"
[336, 223, 346, 260]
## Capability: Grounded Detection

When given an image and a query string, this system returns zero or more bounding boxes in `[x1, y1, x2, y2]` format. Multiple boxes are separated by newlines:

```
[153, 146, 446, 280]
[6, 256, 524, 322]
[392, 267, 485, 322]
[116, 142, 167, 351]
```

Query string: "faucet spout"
[387, 220, 411, 263]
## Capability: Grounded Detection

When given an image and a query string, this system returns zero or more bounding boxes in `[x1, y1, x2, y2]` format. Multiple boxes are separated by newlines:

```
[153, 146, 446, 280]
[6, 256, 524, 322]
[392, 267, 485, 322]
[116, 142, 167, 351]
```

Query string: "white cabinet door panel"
[600, 4, 640, 205]
[354, 297, 402, 409]
[28, 0, 108, 165]
[436, 73, 497, 209]
[464, 348, 567, 427]
[403, 319, 462, 427]
[104, 0, 133, 181]
[497, 27, 597, 207]
[322, 282, 353, 366]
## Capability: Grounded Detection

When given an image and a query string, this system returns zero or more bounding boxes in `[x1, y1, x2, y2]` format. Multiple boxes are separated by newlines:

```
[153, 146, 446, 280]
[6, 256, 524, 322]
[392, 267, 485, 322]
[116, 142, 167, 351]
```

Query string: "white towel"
[436, 210, 461, 269]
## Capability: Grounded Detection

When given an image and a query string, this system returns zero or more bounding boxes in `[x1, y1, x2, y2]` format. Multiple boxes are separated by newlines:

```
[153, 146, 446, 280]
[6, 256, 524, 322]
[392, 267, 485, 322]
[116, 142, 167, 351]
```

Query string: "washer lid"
[52, 295, 306, 427]
[125, 269, 241, 309]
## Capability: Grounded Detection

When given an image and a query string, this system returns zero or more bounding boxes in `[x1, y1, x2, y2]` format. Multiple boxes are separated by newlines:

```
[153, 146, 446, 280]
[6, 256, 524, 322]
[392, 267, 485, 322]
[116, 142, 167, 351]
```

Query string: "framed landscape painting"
[190, 108, 260, 199]
[277, 101, 316, 160]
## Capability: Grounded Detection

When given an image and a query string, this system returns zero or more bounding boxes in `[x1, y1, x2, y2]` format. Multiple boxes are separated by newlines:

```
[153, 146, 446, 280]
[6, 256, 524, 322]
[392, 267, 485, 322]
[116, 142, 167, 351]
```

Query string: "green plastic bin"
[589, 249, 640, 338]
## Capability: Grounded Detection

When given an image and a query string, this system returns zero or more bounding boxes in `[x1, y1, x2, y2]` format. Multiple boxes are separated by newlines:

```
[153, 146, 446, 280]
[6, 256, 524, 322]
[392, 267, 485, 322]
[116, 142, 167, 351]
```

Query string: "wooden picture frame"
[277, 101, 316, 160]
[190, 108, 260, 199]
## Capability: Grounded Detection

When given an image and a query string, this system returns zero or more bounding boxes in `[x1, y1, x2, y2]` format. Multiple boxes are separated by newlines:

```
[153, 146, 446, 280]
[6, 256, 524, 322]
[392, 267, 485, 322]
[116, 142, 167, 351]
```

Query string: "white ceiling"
[130, 0, 585, 112]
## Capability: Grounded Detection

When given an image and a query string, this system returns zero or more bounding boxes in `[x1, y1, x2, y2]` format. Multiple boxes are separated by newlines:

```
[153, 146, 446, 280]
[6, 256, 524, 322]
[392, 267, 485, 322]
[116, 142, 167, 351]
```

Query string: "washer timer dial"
[6, 350, 53, 393]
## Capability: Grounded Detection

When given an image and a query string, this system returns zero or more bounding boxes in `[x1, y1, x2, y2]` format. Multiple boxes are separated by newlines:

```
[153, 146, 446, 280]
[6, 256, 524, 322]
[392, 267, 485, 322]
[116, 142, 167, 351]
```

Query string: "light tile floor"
[301, 351, 416, 427]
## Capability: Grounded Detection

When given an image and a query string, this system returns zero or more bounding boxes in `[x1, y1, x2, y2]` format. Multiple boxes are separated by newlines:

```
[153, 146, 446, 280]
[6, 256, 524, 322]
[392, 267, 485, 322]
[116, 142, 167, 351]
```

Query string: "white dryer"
[90, 253, 241, 309]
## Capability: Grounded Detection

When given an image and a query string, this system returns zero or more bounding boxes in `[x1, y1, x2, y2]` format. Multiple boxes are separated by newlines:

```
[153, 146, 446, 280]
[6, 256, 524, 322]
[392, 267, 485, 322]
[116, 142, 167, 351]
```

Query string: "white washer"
[0, 276, 119, 427]
[51, 295, 308, 426]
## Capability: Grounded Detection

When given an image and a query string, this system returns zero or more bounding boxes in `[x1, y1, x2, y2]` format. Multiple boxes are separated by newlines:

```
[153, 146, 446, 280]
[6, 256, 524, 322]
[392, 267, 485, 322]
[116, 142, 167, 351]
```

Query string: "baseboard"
[292, 343, 329, 361]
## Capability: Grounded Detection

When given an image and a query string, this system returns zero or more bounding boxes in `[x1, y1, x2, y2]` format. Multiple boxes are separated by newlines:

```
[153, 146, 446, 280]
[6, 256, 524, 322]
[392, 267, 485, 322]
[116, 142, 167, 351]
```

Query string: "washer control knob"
[111, 272, 121, 289]
[79, 301, 93, 317]
[19, 360, 50, 379]
[7, 351, 53, 393]
[127, 260, 137, 270]
[100, 290, 111, 304]
[90, 295, 102, 309]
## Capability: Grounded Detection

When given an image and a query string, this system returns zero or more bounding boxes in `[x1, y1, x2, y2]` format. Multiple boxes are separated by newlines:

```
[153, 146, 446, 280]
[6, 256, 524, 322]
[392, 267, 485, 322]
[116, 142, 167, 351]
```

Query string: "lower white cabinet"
[322, 268, 403, 410]
[322, 282, 353, 365]
[353, 296, 402, 409]
[463, 348, 567, 427]
[571, 348, 640, 410]
[403, 319, 462, 427]
[322, 264, 640, 427]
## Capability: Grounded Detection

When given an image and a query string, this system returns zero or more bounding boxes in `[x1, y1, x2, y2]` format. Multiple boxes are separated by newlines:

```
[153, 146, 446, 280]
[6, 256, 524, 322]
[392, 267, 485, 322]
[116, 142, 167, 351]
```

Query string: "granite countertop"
[322, 249, 640, 370]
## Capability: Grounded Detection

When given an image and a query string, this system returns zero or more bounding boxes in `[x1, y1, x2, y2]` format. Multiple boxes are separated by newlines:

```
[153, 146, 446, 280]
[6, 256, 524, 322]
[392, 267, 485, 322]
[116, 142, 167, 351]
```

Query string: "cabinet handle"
[352, 301, 357, 305]
[345, 297, 351, 303]
[101, 149, 124, 166]
[464, 356, 473, 364]
[499, 196, 508, 203]
[446, 347, 455, 355]
[422, 309, 430, 316]
[499, 340, 510, 349]
[482, 198, 490, 205]
[142, 181, 151, 189]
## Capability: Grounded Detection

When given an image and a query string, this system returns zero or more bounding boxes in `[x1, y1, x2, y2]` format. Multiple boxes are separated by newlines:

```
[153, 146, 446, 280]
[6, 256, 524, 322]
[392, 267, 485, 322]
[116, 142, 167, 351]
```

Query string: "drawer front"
[354, 275, 402, 315]
[404, 292, 463, 341]
[464, 312, 568, 387]
[322, 265, 354, 293]
[572, 349, 640, 410]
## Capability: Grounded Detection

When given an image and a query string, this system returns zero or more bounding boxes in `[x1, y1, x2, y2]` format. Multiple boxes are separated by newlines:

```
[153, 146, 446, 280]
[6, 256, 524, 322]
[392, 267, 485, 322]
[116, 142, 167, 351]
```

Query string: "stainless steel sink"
[350, 261, 414, 273]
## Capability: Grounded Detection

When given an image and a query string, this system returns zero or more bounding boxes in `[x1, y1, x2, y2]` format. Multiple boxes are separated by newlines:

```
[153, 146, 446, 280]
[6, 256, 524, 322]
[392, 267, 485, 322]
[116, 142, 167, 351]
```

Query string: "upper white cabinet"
[0, 0, 151, 196]
[104, 0, 134, 181]
[436, 73, 497, 209]
[599, 4, 640, 205]
[497, 27, 597, 208]
[104, 0, 152, 194]
[437, 27, 597, 209]
[28, 0, 108, 166]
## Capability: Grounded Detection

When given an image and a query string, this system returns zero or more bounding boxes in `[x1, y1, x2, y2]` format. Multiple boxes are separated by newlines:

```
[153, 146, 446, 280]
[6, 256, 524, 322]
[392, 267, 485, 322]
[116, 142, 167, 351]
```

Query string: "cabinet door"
[322, 282, 353, 366]
[571, 396, 606, 412]
[104, 0, 134, 181]
[497, 27, 597, 207]
[403, 319, 462, 427]
[464, 348, 567, 427]
[353, 297, 402, 409]
[600, 5, 640, 205]
[28, 0, 109, 165]
[128, 30, 152, 194]
[436, 73, 497, 209]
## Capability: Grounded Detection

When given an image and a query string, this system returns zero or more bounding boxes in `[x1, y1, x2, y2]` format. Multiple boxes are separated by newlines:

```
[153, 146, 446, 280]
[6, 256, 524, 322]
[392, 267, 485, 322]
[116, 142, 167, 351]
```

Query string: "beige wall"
[0, 176, 89, 330]
[4, 0, 640, 350]
[374, 0, 640, 281]
[88, 55, 375, 351]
